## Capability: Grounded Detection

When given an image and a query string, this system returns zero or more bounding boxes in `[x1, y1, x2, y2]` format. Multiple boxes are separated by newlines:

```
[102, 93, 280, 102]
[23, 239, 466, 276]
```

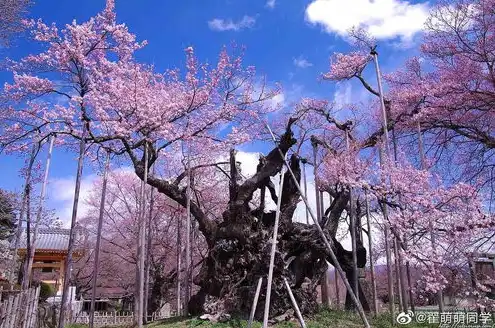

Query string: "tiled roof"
[17, 228, 70, 251]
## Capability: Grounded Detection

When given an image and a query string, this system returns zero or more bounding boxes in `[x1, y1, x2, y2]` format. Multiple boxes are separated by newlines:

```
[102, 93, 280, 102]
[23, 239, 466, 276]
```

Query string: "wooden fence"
[0, 286, 41, 328]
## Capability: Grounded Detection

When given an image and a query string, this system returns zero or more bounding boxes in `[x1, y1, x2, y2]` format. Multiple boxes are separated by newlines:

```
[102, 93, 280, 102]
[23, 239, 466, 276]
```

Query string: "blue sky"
[0, 0, 432, 224]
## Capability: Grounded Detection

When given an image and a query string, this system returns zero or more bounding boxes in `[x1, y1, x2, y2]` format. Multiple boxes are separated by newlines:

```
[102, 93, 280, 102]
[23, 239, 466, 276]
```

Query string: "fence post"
[114, 311, 117, 325]
[4, 295, 14, 328]
[10, 293, 21, 328]
[27, 288, 36, 328]
[30, 287, 40, 328]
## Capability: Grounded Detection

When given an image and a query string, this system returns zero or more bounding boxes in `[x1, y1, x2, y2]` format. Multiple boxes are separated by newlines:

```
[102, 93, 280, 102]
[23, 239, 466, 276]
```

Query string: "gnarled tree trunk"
[133, 120, 369, 319]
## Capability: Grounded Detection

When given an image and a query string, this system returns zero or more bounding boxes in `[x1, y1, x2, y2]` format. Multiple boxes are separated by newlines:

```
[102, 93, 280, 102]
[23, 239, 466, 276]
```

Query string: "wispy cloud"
[305, 0, 429, 41]
[208, 15, 256, 32]
[266, 0, 276, 9]
[293, 56, 313, 68]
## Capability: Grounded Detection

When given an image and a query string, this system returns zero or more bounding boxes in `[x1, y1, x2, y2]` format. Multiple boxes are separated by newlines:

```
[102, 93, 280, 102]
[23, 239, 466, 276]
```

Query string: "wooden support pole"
[262, 165, 287, 328]
[283, 278, 307, 328]
[312, 142, 330, 308]
[372, 47, 395, 319]
[319, 191, 332, 308]
[264, 122, 371, 328]
[184, 148, 191, 316]
[10, 144, 37, 284]
[176, 207, 182, 316]
[59, 127, 87, 328]
[345, 128, 360, 306]
[417, 122, 444, 312]
[144, 161, 156, 323]
[23, 135, 55, 290]
[247, 277, 263, 328]
[137, 143, 149, 328]
[365, 191, 378, 315]
[89, 151, 110, 328]
[302, 160, 309, 225]
[391, 129, 408, 312]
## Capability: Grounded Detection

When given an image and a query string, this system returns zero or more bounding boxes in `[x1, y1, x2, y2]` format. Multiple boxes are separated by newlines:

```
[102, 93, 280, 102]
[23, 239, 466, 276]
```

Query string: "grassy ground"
[145, 310, 434, 328]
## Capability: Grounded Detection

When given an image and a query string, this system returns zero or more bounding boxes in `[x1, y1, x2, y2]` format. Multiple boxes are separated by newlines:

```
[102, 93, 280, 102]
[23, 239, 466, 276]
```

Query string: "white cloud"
[293, 56, 313, 68]
[48, 174, 97, 227]
[268, 93, 286, 109]
[208, 15, 256, 32]
[333, 82, 352, 106]
[305, 0, 430, 41]
[266, 0, 276, 9]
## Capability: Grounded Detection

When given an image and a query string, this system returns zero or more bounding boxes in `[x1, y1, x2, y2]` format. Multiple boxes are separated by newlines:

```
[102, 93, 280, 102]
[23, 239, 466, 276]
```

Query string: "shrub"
[38, 281, 55, 302]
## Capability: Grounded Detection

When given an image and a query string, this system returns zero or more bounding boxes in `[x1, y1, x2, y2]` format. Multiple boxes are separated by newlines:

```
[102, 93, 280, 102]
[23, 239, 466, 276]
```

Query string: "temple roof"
[17, 228, 70, 252]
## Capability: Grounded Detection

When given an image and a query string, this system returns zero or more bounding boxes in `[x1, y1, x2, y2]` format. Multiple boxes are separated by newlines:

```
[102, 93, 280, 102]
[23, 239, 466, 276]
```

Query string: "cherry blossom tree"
[0, 0, 31, 47]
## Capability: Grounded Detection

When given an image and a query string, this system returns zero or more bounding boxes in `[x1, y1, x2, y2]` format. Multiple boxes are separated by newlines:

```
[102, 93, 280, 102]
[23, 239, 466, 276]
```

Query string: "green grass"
[145, 309, 434, 328]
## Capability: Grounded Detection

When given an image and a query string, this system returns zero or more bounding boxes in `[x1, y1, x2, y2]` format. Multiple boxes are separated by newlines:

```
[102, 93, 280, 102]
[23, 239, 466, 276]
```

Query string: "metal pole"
[417, 122, 444, 312]
[58, 127, 87, 328]
[345, 129, 359, 306]
[184, 149, 191, 316]
[283, 278, 307, 328]
[365, 191, 378, 316]
[137, 143, 148, 328]
[10, 144, 37, 284]
[89, 151, 110, 328]
[264, 123, 371, 328]
[23, 135, 55, 290]
[247, 277, 263, 328]
[262, 165, 287, 328]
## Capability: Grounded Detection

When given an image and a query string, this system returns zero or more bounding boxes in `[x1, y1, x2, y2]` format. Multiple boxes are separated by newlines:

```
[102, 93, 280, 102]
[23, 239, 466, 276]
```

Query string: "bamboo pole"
[247, 277, 263, 328]
[262, 164, 287, 328]
[417, 122, 444, 312]
[89, 151, 110, 328]
[10, 144, 37, 284]
[58, 127, 87, 328]
[137, 143, 149, 327]
[365, 191, 378, 315]
[345, 128, 360, 306]
[23, 135, 55, 290]
[264, 122, 371, 328]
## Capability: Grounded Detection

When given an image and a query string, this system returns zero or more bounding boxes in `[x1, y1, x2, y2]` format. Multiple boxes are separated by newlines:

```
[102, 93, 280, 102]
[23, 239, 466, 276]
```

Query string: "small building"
[16, 228, 83, 296]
